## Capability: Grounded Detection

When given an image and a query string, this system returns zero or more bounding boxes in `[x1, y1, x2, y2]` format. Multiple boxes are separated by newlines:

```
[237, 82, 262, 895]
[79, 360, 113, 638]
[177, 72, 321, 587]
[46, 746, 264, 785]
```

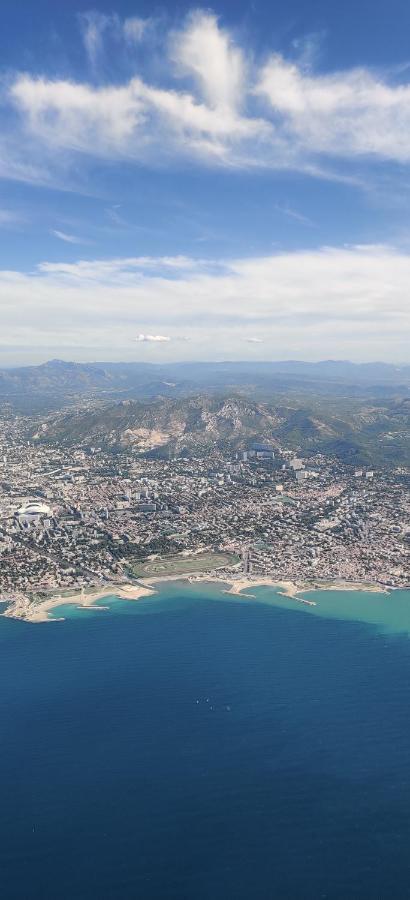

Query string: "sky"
[1, 0, 410, 365]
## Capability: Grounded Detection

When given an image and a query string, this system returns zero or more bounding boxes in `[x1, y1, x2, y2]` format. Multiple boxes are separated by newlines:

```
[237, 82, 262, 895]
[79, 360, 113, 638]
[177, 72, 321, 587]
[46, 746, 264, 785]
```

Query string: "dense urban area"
[0, 400, 408, 618]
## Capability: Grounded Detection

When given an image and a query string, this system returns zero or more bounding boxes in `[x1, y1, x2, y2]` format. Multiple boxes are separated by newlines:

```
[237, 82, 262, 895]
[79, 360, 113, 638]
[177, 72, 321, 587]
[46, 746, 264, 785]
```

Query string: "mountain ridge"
[31, 393, 410, 466]
[2, 358, 410, 412]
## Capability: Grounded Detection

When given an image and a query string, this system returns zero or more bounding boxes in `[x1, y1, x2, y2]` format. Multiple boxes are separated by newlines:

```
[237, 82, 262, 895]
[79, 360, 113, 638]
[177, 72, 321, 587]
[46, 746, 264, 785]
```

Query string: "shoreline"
[215, 576, 391, 609]
[0, 572, 400, 623]
[1, 582, 158, 624]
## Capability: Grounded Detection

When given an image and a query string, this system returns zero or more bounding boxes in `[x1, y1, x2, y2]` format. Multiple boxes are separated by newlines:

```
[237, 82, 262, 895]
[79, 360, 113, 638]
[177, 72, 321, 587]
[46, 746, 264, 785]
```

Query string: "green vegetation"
[31, 392, 410, 466]
[129, 551, 239, 578]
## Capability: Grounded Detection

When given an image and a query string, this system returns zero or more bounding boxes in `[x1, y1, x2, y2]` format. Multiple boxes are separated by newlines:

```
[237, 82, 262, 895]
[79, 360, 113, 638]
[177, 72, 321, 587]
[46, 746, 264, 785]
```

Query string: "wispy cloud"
[256, 55, 410, 162]
[274, 204, 315, 227]
[79, 11, 110, 68]
[51, 229, 89, 244]
[0, 208, 25, 227]
[246, 337, 264, 343]
[105, 206, 128, 227]
[6, 9, 410, 190]
[38, 255, 198, 279]
[123, 17, 150, 44]
[79, 11, 152, 68]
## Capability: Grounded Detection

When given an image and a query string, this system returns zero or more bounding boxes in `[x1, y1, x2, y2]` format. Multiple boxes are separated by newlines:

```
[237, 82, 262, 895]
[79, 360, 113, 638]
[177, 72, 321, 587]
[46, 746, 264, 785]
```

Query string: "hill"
[31, 394, 410, 465]
[33, 396, 281, 455]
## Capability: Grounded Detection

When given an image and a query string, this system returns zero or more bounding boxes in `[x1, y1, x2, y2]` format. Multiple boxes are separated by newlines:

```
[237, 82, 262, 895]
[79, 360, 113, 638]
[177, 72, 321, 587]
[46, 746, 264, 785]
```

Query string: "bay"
[1, 582, 410, 899]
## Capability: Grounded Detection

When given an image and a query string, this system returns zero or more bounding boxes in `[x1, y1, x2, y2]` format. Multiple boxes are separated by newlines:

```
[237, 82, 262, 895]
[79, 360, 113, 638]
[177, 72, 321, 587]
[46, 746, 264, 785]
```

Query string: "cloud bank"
[0, 245, 409, 362]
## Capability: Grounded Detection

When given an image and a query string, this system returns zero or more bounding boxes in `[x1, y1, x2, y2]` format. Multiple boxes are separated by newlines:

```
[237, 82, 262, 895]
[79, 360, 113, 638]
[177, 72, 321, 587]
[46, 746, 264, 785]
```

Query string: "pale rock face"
[122, 427, 183, 450]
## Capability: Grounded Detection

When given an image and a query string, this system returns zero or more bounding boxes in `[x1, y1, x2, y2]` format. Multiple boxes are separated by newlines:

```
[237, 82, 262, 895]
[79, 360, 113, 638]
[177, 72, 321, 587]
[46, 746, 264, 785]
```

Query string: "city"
[0, 405, 408, 621]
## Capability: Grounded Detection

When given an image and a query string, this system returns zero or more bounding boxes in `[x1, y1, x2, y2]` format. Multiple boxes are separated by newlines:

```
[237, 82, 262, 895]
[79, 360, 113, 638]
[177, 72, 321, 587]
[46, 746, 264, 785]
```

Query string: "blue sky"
[1, 0, 410, 364]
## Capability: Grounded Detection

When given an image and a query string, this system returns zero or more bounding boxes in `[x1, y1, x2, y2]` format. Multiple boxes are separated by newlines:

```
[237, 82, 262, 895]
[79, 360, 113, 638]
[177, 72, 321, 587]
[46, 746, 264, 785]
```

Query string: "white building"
[17, 502, 52, 525]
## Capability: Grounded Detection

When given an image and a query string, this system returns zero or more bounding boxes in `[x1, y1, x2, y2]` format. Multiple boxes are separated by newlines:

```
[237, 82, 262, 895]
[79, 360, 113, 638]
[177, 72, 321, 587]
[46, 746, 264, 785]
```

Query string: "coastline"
[1, 582, 157, 624]
[217, 576, 390, 609]
[0, 571, 395, 623]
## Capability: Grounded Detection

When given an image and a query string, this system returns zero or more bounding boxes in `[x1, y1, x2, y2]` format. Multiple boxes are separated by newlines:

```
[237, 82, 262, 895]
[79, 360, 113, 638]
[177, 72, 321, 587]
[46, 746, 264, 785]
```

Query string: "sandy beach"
[2, 582, 158, 623]
[0, 573, 392, 623]
[306, 580, 390, 595]
[222, 577, 300, 597]
[218, 575, 390, 608]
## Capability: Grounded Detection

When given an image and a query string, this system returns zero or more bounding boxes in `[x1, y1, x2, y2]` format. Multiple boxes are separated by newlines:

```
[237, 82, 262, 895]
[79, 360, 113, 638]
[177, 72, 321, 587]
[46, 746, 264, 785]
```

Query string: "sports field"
[130, 551, 239, 577]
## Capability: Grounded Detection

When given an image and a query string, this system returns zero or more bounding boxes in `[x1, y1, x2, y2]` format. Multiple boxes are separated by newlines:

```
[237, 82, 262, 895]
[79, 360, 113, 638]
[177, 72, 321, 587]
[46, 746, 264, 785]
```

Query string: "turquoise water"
[221, 584, 410, 635]
[2, 582, 410, 899]
[52, 581, 410, 636]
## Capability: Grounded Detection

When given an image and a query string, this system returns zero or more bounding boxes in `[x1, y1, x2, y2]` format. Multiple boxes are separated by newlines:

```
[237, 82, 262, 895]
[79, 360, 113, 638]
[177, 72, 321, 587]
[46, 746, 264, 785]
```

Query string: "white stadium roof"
[18, 502, 52, 518]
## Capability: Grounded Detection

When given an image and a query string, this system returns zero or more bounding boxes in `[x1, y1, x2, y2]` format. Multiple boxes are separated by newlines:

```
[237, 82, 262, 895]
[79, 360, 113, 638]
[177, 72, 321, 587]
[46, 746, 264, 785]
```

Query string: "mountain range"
[1, 358, 410, 413]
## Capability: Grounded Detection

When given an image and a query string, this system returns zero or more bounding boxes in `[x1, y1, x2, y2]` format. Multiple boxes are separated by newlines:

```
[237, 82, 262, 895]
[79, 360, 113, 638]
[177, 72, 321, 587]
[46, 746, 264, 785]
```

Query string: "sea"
[2, 581, 410, 900]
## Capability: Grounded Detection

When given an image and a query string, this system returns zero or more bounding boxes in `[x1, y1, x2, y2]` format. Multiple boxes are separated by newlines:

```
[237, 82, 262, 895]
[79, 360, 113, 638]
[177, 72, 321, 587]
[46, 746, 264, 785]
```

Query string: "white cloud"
[246, 337, 264, 343]
[10, 77, 146, 157]
[135, 334, 171, 342]
[170, 11, 245, 111]
[38, 255, 198, 280]
[52, 229, 85, 244]
[4, 11, 410, 182]
[0, 245, 409, 362]
[9, 65, 264, 170]
[5, 10, 410, 184]
[256, 55, 410, 162]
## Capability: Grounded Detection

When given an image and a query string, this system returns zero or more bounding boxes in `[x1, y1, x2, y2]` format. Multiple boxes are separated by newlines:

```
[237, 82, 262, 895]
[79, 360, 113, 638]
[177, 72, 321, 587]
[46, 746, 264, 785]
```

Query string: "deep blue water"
[2, 584, 410, 899]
